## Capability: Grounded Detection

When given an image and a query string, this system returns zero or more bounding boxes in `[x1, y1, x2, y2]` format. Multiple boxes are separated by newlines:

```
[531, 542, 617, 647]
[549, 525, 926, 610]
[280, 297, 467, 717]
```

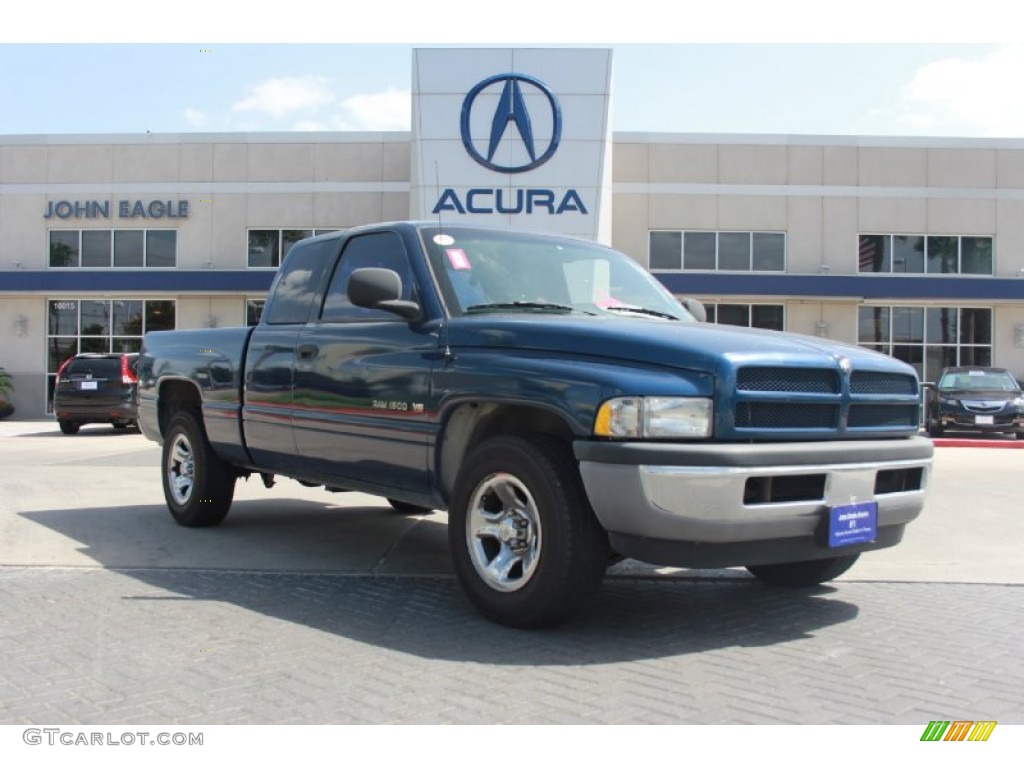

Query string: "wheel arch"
[157, 378, 203, 439]
[436, 400, 579, 504]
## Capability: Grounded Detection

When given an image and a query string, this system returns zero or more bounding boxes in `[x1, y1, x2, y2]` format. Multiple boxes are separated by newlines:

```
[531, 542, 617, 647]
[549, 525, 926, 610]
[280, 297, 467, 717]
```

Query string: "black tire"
[448, 434, 608, 628]
[746, 554, 860, 587]
[387, 498, 433, 514]
[161, 410, 236, 527]
[927, 420, 944, 438]
[113, 422, 130, 430]
[58, 421, 79, 435]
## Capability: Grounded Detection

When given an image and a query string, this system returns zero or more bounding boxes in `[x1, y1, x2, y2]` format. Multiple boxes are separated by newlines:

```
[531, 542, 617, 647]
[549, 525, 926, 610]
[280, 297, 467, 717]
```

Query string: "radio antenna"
[435, 159, 444, 233]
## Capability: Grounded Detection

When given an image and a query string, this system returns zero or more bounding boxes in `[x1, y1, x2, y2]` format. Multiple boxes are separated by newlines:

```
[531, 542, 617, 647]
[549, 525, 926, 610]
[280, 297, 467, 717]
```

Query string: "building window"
[48, 230, 178, 268]
[45, 299, 176, 412]
[248, 229, 340, 268]
[857, 305, 992, 382]
[649, 231, 785, 272]
[704, 303, 785, 331]
[858, 234, 993, 275]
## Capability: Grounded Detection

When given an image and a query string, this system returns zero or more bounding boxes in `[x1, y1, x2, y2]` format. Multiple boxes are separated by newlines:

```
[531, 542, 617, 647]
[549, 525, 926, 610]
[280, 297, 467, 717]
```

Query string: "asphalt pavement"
[0, 419, 1021, 725]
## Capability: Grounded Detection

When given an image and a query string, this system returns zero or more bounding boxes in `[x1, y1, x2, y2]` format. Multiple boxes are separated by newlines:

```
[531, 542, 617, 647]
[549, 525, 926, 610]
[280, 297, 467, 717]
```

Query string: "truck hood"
[445, 315, 910, 375]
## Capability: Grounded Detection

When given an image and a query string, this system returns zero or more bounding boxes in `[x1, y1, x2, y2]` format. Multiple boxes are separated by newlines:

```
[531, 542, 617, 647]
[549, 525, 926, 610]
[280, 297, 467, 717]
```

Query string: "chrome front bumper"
[575, 436, 933, 567]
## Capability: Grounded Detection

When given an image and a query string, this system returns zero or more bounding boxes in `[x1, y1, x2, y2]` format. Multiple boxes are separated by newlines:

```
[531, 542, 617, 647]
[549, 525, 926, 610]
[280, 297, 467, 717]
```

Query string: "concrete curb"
[932, 437, 1024, 449]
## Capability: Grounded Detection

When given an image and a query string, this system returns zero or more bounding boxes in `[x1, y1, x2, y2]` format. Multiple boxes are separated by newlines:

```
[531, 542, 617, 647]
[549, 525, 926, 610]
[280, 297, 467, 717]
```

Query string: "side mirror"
[681, 297, 707, 323]
[348, 268, 423, 322]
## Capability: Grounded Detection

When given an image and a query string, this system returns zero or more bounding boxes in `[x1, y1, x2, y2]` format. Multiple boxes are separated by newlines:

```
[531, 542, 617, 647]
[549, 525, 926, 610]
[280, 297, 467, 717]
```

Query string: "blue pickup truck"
[138, 221, 932, 627]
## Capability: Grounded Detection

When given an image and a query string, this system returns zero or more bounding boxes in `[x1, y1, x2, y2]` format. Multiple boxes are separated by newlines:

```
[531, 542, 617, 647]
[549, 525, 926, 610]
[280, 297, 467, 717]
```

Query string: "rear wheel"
[58, 421, 79, 435]
[927, 420, 944, 437]
[746, 554, 860, 587]
[162, 411, 235, 527]
[449, 434, 608, 628]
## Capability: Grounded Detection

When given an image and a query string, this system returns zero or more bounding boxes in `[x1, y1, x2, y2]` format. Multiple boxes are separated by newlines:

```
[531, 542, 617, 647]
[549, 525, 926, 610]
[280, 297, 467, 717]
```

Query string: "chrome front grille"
[729, 364, 920, 437]
[962, 400, 1005, 413]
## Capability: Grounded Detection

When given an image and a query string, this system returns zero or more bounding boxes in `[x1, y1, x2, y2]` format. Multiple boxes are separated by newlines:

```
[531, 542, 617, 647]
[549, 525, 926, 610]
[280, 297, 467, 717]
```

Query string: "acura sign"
[411, 48, 613, 242]
[460, 73, 562, 174]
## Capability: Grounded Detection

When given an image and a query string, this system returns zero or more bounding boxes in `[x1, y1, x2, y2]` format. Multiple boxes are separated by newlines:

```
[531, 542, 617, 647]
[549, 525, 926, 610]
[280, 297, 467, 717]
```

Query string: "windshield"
[938, 370, 1019, 392]
[418, 226, 694, 321]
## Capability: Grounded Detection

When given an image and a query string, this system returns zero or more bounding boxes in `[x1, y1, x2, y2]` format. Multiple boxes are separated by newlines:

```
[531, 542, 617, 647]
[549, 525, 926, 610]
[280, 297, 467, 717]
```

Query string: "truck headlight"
[594, 397, 713, 438]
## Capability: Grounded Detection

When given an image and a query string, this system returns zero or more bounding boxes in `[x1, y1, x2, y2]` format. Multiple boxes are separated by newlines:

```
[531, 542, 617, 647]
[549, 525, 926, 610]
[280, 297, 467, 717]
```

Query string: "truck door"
[292, 230, 439, 495]
[243, 236, 335, 476]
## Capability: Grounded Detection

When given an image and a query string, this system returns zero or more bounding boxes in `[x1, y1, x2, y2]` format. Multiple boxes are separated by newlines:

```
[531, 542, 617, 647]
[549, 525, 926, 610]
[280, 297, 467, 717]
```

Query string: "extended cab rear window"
[265, 237, 338, 325]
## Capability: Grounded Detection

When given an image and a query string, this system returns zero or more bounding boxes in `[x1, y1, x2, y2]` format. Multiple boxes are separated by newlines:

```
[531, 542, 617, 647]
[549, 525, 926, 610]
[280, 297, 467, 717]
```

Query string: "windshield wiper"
[601, 305, 682, 321]
[465, 301, 586, 314]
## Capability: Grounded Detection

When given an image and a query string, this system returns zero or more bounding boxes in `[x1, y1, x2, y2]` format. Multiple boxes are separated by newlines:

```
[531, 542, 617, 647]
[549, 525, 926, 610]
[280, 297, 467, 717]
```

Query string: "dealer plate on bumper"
[828, 501, 878, 547]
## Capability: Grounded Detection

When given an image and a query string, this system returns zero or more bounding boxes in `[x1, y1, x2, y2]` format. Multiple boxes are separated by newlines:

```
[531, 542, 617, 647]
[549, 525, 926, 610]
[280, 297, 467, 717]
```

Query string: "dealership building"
[3, 47, 1024, 419]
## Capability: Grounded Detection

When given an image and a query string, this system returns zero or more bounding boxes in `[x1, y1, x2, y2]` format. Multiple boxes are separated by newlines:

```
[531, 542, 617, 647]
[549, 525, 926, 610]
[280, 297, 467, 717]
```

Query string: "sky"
[2, 2, 1023, 139]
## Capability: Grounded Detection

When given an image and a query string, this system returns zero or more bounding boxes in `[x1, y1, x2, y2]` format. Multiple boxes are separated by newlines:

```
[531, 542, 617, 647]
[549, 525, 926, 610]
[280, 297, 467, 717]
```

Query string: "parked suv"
[927, 366, 1024, 438]
[53, 353, 139, 434]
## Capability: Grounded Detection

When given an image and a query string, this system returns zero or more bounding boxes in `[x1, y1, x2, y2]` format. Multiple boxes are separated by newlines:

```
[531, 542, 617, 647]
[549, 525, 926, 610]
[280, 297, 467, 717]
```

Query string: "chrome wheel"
[466, 472, 542, 593]
[161, 411, 235, 527]
[449, 435, 608, 627]
[166, 431, 195, 506]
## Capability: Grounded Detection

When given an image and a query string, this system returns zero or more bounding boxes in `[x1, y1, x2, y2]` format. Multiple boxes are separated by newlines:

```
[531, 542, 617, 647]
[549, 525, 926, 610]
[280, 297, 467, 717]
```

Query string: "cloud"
[898, 46, 1024, 137]
[337, 87, 410, 130]
[183, 108, 207, 128]
[233, 76, 335, 119]
[289, 88, 411, 131]
[293, 119, 328, 131]
[224, 77, 409, 131]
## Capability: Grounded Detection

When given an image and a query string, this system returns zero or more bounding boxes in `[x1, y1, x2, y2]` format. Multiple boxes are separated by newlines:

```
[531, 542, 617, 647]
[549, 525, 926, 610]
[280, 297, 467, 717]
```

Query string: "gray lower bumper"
[575, 436, 932, 567]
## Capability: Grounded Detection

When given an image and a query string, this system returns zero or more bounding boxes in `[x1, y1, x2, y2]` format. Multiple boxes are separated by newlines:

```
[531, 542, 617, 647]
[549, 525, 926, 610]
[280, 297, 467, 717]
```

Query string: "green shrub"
[0, 367, 12, 399]
[0, 368, 14, 418]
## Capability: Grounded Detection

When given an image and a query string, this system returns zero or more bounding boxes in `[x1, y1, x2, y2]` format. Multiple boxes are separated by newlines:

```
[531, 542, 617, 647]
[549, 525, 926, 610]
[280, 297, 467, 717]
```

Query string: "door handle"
[297, 344, 319, 361]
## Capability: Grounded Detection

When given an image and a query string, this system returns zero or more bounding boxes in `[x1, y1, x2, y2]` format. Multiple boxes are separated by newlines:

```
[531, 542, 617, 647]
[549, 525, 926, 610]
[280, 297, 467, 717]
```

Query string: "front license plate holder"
[975, 415, 994, 425]
[827, 501, 878, 548]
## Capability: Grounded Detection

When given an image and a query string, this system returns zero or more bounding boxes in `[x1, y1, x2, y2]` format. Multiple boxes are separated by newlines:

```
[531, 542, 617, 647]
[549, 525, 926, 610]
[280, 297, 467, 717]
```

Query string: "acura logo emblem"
[460, 73, 562, 174]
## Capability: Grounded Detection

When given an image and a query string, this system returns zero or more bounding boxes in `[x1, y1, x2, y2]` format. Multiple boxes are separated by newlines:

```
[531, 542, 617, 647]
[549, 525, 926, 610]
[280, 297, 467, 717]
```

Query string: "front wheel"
[746, 554, 860, 587]
[449, 434, 608, 628]
[162, 411, 236, 527]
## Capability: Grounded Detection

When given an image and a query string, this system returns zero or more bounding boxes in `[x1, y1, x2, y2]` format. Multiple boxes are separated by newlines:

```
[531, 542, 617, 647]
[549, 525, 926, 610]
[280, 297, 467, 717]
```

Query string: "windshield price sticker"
[828, 501, 878, 547]
[446, 248, 472, 270]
